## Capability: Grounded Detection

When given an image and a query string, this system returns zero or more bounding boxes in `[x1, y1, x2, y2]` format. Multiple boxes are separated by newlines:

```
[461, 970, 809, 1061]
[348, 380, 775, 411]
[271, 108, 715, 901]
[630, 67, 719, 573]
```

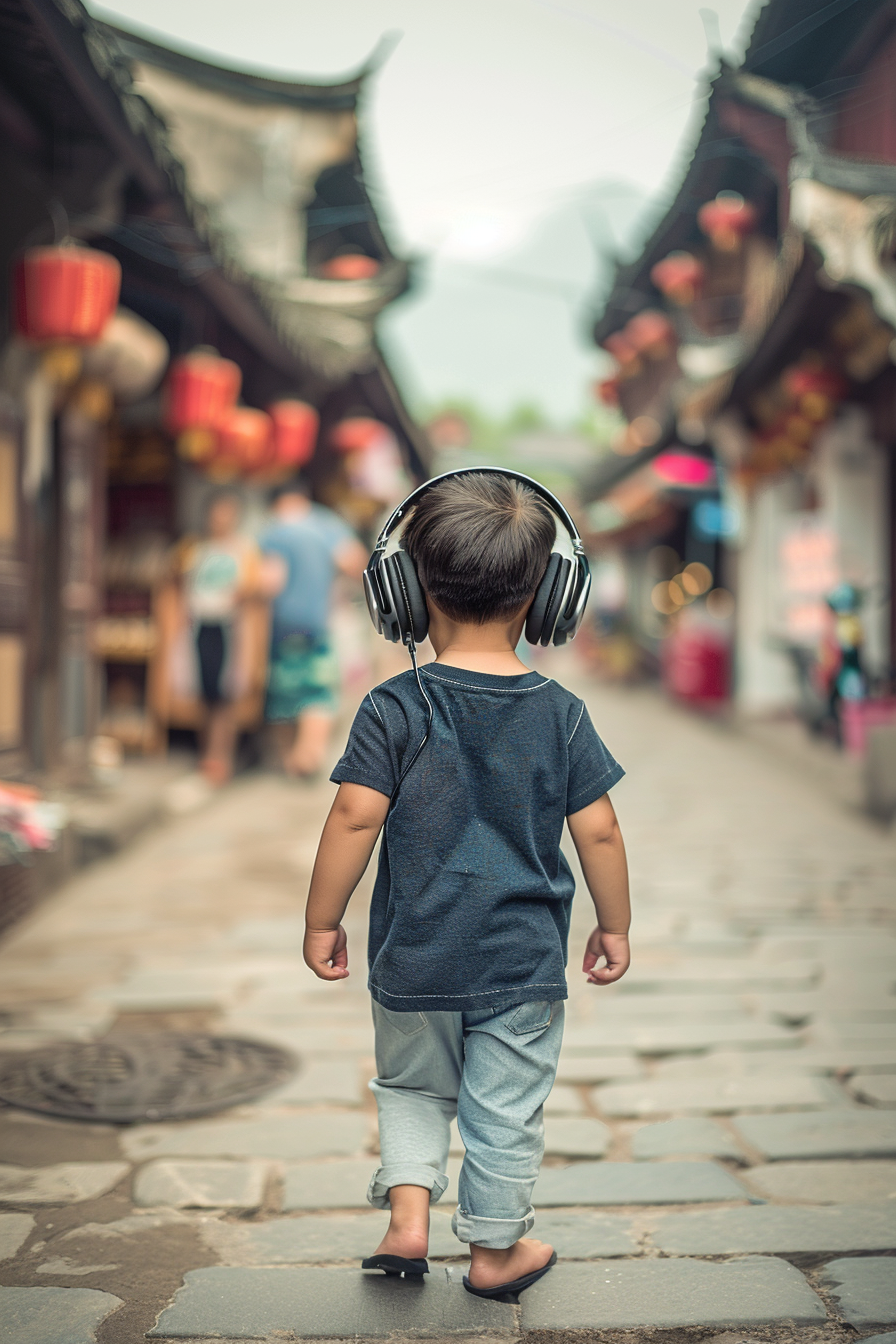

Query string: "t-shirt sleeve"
[566, 702, 625, 815]
[330, 692, 396, 798]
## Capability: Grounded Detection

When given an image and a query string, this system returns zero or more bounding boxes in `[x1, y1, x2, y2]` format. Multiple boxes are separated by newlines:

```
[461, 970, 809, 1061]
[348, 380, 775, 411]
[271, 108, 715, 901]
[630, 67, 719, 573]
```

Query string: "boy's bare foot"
[372, 1183, 430, 1260]
[467, 1237, 554, 1289]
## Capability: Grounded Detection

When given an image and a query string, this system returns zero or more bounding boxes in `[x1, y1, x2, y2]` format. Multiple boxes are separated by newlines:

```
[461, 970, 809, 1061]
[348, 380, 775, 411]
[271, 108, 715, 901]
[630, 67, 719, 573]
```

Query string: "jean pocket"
[380, 1006, 428, 1036]
[507, 1001, 553, 1035]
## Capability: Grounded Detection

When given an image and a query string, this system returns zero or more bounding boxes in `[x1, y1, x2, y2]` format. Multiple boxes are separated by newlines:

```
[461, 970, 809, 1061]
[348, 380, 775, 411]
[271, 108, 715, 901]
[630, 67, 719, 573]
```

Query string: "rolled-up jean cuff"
[367, 1165, 450, 1209]
[451, 1205, 536, 1248]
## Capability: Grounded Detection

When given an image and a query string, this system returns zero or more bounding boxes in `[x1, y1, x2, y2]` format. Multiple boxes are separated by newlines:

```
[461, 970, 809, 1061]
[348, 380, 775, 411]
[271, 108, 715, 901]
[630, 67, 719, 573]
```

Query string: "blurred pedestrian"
[179, 489, 262, 785]
[259, 479, 366, 777]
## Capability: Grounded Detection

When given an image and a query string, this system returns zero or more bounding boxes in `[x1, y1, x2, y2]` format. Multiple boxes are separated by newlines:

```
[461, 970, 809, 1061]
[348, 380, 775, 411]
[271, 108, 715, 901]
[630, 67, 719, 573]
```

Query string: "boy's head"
[205, 488, 242, 540]
[402, 472, 555, 624]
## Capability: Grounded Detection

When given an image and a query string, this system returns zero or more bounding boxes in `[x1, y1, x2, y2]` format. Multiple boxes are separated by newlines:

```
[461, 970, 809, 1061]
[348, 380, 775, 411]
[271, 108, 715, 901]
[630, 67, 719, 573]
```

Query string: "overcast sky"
[92, 0, 761, 419]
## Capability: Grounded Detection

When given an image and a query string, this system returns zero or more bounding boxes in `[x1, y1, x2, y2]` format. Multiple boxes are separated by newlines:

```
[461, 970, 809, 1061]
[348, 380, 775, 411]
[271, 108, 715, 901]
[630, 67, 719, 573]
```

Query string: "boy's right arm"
[567, 794, 631, 985]
[304, 782, 390, 981]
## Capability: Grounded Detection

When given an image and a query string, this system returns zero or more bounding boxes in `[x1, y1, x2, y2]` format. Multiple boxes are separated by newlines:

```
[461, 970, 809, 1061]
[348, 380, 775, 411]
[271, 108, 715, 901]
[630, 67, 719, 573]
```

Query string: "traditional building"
[0, 0, 425, 784]
[588, 0, 896, 730]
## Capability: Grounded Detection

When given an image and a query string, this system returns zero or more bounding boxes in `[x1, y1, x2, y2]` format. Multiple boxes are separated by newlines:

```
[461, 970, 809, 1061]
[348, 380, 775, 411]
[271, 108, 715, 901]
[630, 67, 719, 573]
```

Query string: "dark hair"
[402, 472, 555, 623]
[268, 476, 311, 506]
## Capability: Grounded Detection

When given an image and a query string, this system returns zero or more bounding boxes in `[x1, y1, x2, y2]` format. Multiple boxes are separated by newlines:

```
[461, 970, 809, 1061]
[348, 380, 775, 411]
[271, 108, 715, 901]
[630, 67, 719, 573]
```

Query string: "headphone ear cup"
[384, 550, 429, 644]
[525, 553, 564, 647]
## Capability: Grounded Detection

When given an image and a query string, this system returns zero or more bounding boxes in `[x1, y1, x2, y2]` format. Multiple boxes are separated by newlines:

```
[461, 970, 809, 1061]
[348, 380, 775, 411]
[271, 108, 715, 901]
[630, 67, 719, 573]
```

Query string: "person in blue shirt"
[303, 471, 631, 1302]
[259, 480, 365, 776]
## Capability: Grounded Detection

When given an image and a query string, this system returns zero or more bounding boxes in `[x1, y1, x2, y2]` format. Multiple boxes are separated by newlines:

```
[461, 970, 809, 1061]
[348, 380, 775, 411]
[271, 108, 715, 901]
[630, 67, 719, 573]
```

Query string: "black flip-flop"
[361, 1254, 429, 1277]
[462, 1250, 557, 1304]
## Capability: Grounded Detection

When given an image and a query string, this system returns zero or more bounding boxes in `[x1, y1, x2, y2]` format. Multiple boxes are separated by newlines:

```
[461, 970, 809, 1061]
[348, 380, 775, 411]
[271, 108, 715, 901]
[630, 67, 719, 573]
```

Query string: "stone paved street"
[0, 673, 895, 1342]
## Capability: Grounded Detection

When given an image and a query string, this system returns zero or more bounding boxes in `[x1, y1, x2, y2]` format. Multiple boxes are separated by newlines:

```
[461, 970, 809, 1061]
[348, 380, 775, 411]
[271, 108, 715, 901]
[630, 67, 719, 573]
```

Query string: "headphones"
[363, 467, 591, 650]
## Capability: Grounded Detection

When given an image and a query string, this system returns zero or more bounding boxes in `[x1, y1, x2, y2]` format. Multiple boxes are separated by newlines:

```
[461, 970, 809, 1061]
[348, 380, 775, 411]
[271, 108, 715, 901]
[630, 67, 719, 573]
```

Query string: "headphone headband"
[364, 465, 591, 651]
[374, 466, 584, 554]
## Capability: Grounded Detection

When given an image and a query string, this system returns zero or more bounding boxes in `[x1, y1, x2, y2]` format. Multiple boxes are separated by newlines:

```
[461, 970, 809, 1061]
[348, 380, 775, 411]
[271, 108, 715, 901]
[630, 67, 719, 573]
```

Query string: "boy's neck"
[427, 606, 531, 676]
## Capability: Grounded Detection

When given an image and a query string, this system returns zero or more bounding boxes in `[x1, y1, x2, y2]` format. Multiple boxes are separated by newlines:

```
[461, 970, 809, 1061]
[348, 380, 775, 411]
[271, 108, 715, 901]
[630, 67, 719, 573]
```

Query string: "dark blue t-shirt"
[331, 663, 624, 1013]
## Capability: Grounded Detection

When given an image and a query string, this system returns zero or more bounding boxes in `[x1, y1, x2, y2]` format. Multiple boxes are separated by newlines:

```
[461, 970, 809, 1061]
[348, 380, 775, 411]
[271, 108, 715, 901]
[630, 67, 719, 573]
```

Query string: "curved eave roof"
[99, 20, 373, 110]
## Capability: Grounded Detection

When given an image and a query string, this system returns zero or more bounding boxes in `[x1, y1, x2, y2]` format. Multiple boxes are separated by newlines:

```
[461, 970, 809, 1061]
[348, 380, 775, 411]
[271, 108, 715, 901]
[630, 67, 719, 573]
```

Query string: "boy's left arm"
[304, 782, 390, 980]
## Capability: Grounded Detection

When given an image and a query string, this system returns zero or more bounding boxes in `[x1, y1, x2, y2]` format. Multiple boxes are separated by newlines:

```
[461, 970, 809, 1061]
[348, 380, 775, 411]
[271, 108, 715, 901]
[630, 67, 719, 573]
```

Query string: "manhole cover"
[0, 1033, 297, 1123]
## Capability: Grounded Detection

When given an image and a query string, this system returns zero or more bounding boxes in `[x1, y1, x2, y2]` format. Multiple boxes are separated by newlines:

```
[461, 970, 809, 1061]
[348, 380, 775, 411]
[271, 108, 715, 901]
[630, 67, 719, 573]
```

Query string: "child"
[304, 471, 630, 1302]
[179, 489, 261, 784]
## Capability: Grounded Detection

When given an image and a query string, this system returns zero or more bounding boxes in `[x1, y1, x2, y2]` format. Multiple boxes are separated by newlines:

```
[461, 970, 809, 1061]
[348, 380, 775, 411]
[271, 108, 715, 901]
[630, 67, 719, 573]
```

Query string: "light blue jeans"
[368, 998, 564, 1249]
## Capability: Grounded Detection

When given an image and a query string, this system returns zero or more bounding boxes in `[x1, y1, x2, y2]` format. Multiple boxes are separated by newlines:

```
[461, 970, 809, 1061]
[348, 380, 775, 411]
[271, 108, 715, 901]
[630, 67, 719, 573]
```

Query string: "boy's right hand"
[583, 928, 630, 985]
[304, 924, 349, 980]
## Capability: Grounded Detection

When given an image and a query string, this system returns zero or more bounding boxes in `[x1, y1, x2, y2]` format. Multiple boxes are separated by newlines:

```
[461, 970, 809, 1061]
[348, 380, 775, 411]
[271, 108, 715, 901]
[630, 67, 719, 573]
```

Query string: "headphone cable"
[389, 636, 434, 806]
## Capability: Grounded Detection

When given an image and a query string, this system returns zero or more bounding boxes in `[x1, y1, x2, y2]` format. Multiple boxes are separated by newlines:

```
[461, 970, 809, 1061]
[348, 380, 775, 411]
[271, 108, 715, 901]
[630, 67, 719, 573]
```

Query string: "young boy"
[304, 472, 630, 1301]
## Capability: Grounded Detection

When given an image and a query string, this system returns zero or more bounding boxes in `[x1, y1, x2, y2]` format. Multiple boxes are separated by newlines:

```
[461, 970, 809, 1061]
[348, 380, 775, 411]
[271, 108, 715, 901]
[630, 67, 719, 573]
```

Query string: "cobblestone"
[742, 1159, 896, 1203]
[148, 1265, 517, 1337]
[631, 1118, 747, 1160]
[595, 1073, 836, 1116]
[649, 1203, 896, 1254]
[121, 1112, 369, 1162]
[0, 1286, 122, 1343]
[544, 1117, 612, 1156]
[0, 1163, 129, 1205]
[0, 1212, 34, 1259]
[820, 1257, 896, 1328]
[133, 1159, 270, 1209]
[534, 1159, 750, 1205]
[520, 1257, 827, 1329]
[732, 1110, 896, 1159]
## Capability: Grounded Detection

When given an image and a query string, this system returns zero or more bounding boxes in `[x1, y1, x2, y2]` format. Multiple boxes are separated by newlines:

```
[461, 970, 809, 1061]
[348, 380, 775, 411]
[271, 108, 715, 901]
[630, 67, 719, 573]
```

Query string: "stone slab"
[852, 1074, 896, 1107]
[0, 1163, 129, 1205]
[203, 1211, 462, 1263]
[596, 1074, 836, 1117]
[744, 1160, 896, 1204]
[632, 1118, 746, 1160]
[261, 1059, 364, 1107]
[655, 1047, 896, 1078]
[562, 1020, 800, 1055]
[733, 1110, 896, 1160]
[533, 1210, 639, 1256]
[133, 1160, 269, 1209]
[555, 1053, 643, 1084]
[544, 1117, 612, 1157]
[121, 1112, 368, 1162]
[147, 1265, 516, 1337]
[622, 960, 819, 992]
[544, 1084, 585, 1115]
[0, 1286, 122, 1344]
[650, 1203, 896, 1254]
[820, 1257, 896, 1328]
[534, 1160, 749, 1206]
[0, 1211, 34, 1261]
[520, 1256, 826, 1329]
[281, 1158, 463, 1211]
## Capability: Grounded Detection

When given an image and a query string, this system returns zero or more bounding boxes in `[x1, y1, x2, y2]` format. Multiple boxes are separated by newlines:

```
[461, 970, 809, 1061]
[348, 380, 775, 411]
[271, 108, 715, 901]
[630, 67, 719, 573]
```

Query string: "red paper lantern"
[626, 310, 675, 356]
[268, 400, 319, 468]
[319, 254, 381, 281]
[595, 375, 621, 408]
[697, 192, 757, 251]
[14, 245, 121, 344]
[215, 406, 274, 474]
[650, 251, 705, 305]
[165, 353, 241, 436]
[602, 331, 638, 367]
[330, 417, 387, 454]
[782, 365, 847, 424]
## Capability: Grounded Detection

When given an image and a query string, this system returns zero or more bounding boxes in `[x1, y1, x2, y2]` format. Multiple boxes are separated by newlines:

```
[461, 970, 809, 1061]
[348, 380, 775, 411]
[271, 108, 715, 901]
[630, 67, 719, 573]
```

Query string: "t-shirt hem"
[369, 979, 568, 1014]
[567, 764, 626, 815]
[329, 766, 392, 796]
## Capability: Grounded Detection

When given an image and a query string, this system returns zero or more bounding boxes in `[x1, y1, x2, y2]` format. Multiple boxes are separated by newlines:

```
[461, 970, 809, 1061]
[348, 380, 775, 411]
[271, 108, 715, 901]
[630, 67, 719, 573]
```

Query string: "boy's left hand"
[583, 928, 630, 985]
[304, 925, 349, 980]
